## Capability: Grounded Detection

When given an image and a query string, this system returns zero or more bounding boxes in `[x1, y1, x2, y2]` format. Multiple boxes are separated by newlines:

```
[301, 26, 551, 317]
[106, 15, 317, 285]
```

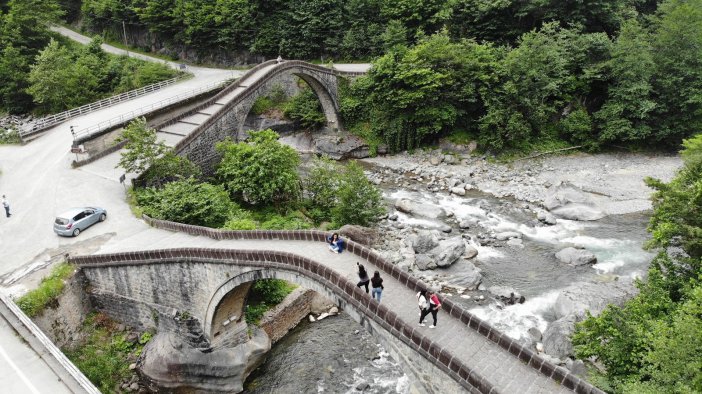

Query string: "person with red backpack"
[419, 289, 442, 328]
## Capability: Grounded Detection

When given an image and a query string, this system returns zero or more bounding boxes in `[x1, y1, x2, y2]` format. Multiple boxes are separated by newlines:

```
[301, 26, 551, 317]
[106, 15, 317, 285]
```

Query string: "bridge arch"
[173, 60, 347, 174]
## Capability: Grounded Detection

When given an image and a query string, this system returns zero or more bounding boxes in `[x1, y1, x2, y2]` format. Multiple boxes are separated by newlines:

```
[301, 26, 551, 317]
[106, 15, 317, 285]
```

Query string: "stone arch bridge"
[152, 60, 360, 174]
[70, 218, 601, 394]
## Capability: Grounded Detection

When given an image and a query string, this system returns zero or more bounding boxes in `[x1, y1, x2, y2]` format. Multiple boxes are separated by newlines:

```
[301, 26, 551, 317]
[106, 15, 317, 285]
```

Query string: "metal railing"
[20, 77, 184, 139]
[72, 77, 235, 143]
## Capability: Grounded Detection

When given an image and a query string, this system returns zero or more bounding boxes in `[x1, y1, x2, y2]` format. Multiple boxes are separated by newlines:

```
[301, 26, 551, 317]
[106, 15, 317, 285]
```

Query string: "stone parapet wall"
[259, 287, 316, 344]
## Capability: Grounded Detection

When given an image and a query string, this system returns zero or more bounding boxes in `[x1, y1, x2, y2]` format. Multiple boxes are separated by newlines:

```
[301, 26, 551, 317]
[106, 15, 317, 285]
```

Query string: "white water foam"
[470, 290, 561, 341]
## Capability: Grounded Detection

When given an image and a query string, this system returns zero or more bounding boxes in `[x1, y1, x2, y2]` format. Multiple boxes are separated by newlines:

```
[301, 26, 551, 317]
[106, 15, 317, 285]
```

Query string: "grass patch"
[16, 263, 75, 317]
[245, 279, 297, 325]
[445, 129, 475, 145]
[0, 127, 22, 144]
[491, 136, 576, 163]
[64, 313, 153, 393]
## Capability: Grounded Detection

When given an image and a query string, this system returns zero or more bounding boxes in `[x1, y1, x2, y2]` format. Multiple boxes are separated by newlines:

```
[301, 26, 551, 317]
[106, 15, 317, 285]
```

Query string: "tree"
[0, 45, 33, 113]
[595, 19, 656, 144]
[648, 0, 702, 146]
[283, 88, 326, 129]
[303, 156, 341, 222]
[135, 178, 233, 228]
[216, 129, 301, 207]
[332, 162, 385, 227]
[573, 134, 702, 392]
[116, 117, 168, 174]
[140, 151, 201, 188]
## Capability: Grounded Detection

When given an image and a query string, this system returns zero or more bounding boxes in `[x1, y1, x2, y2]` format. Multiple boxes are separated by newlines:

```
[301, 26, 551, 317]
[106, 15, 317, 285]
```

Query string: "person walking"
[2, 195, 10, 217]
[419, 290, 442, 328]
[371, 271, 384, 302]
[417, 290, 428, 319]
[356, 263, 370, 293]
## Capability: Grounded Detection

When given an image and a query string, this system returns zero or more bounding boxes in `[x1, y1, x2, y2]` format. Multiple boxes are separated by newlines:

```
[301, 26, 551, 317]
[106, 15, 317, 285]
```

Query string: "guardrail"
[20, 77, 183, 140]
[0, 292, 101, 394]
[72, 77, 236, 143]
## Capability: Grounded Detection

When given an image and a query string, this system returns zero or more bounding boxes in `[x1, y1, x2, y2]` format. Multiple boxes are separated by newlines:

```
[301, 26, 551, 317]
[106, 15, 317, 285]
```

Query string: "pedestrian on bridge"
[371, 271, 384, 302]
[419, 290, 442, 328]
[2, 195, 10, 217]
[356, 262, 370, 293]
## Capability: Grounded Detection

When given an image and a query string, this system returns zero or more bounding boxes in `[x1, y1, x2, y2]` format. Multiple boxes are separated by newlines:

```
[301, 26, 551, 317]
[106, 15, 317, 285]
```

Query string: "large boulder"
[314, 134, 371, 160]
[544, 181, 592, 210]
[464, 245, 478, 259]
[414, 254, 435, 270]
[488, 286, 523, 304]
[140, 329, 270, 393]
[542, 315, 576, 359]
[495, 231, 521, 241]
[338, 224, 377, 246]
[544, 181, 605, 221]
[409, 231, 440, 254]
[551, 204, 605, 221]
[553, 280, 637, 320]
[555, 247, 597, 266]
[445, 260, 482, 290]
[429, 237, 466, 267]
[537, 210, 558, 225]
[394, 199, 445, 219]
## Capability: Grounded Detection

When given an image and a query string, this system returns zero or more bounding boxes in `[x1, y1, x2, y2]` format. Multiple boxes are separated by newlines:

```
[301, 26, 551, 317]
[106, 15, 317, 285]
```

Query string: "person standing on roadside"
[356, 262, 370, 293]
[419, 290, 442, 328]
[371, 271, 384, 302]
[2, 195, 10, 217]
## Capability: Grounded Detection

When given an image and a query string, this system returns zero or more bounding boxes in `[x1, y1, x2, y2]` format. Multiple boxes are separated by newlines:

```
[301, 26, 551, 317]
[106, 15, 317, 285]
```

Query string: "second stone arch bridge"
[153, 60, 357, 174]
[70, 218, 601, 394]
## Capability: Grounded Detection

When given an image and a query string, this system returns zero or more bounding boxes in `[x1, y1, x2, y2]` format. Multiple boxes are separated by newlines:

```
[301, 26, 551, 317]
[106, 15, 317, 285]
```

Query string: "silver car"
[53, 207, 107, 237]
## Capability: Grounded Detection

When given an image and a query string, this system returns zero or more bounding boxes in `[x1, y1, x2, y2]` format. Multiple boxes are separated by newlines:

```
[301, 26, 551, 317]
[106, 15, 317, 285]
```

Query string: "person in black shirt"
[371, 271, 384, 302]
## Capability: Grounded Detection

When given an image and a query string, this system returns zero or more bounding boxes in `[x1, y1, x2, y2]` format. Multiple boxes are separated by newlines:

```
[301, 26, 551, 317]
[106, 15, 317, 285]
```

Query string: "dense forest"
[67, 0, 702, 153]
[0, 0, 180, 115]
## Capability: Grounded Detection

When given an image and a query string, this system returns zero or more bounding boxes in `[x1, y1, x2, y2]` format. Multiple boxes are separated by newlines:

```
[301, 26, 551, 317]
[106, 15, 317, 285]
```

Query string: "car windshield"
[55, 218, 69, 225]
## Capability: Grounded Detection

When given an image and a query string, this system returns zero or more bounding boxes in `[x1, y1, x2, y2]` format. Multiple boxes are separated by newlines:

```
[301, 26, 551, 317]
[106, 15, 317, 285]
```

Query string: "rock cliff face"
[140, 329, 271, 393]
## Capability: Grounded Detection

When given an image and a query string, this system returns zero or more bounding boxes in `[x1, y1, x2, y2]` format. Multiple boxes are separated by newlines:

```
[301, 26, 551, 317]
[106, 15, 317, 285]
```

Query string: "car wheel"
[99, 213, 106, 222]
[73, 228, 80, 237]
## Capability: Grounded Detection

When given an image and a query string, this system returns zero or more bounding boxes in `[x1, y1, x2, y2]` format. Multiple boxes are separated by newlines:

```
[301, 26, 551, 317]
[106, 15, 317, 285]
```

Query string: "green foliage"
[0, 127, 22, 144]
[573, 133, 702, 392]
[283, 88, 325, 129]
[16, 263, 75, 317]
[65, 313, 152, 393]
[332, 162, 385, 227]
[216, 130, 301, 207]
[304, 156, 340, 220]
[134, 178, 234, 227]
[117, 117, 168, 174]
[140, 151, 201, 188]
[245, 279, 296, 325]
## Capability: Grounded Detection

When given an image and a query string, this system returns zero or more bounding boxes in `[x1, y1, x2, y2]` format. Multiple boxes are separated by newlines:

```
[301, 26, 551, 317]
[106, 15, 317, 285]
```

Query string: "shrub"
[332, 162, 385, 227]
[135, 178, 234, 227]
[0, 127, 21, 144]
[16, 263, 74, 317]
[283, 88, 325, 129]
[140, 151, 201, 188]
[245, 279, 297, 325]
[216, 130, 301, 207]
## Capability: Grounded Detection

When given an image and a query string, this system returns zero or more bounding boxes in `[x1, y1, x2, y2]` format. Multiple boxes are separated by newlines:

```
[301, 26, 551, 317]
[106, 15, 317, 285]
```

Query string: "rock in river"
[555, 247, 597, 266]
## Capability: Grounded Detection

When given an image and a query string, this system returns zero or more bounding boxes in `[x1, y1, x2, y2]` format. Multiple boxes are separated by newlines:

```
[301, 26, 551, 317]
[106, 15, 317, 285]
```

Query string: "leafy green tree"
[135, 178, 233, 227]
[27, 40, 98, 113]
[332, 162, 384, 227]
[216, 130, 301, 207]
[116, 117, 168, 174]
[304, 156, 341, 222]
[648, 0, 702, 146]
[573, 134, 702, 391]
[283, 88, 326, 129]
[0, 45, 33, 113]
[595, 19, 656, 144]
[0, 0, 63, 58]
[140, 151, 201, 188]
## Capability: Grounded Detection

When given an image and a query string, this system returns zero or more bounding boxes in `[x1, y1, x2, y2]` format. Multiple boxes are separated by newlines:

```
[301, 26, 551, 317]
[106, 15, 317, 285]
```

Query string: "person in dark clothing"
[356, 262, 370, 293]
[371, 271, 384, 302]
[419, 290, 442, 328]
[327, 233, 344, 253]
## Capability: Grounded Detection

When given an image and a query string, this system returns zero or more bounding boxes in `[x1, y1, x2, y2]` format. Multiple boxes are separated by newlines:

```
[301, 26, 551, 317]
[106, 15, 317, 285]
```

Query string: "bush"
[216, 130, 301, 207]
[65, 313, 153, 393]
[332, 162, 385, 227]
[135, 178, 234, 227]
[283, 88, 325, 129]
[245, 279, 297, 325]
[0, 127, 21, 144]
[16, 263, 74, 317]
[140, 151, 201, 188]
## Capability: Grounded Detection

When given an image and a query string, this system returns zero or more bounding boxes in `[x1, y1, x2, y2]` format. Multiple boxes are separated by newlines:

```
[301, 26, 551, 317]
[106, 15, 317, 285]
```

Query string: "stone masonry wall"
[259, 287, 316, 343]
